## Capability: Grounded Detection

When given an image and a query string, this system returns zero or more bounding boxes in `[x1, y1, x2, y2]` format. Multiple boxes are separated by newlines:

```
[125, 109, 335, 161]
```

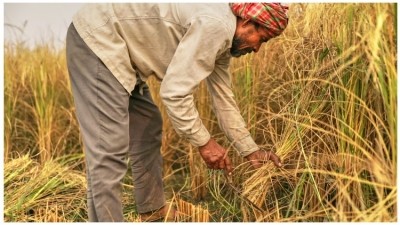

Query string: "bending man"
[66, 3, 288, 222]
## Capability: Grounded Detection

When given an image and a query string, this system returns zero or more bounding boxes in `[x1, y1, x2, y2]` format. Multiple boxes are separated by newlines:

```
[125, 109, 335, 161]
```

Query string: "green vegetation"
[4, 3, 397, 222]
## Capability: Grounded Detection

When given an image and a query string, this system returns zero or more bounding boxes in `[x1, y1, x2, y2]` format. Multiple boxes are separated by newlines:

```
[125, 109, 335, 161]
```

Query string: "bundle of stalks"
[177, 198, 210, 222]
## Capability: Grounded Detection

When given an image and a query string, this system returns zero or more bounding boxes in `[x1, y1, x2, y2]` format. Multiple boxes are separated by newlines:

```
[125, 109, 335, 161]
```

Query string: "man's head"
[230, 3, 289, 57]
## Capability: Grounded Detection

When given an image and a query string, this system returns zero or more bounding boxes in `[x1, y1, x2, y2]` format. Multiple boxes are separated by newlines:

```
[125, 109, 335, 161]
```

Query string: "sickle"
[224, 173, 265, 213]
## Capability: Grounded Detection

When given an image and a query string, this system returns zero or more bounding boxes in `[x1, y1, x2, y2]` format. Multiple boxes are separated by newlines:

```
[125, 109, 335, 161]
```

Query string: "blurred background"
[4, 3, 84, 49]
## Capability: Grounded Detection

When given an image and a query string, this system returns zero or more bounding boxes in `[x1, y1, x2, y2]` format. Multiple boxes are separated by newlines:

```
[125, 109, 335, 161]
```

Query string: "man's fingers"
[263, 151, 282, 167]
[218, 159, 225, 170]
[206, 160, 219, 170]
[250, 158, 263, 169]
[270, 152, 282, 167]
[224, 156, 233, 173]
[244, 150, 282, 169]
[212, 160, 221, 169]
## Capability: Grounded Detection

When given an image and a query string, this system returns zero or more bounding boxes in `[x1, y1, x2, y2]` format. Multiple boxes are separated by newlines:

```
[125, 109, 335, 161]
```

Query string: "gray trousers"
[66, 23, 165, 222]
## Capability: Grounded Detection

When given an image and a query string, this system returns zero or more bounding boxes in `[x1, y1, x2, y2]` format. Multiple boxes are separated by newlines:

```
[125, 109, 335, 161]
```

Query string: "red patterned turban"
[230, 3, 289, 38]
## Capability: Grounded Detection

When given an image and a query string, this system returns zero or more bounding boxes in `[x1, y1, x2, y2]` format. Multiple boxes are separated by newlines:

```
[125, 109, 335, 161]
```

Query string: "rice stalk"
[4, 154, 87, 222]
[177, 198, 210, 222]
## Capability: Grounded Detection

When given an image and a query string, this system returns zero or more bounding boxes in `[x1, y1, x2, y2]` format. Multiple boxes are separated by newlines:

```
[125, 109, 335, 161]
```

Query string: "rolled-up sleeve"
[205, 57, 259, 157]
[160, 17, 231, 147]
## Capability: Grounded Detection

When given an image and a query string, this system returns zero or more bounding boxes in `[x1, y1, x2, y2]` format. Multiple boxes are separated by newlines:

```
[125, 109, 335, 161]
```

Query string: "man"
[66, 3, 288, 222]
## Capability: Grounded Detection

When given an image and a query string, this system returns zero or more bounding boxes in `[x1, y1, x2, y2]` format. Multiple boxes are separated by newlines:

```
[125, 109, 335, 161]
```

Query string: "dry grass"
[4, 3, 396, 222]
[4, 154, 87, 222]
[232, 3, 397, 222]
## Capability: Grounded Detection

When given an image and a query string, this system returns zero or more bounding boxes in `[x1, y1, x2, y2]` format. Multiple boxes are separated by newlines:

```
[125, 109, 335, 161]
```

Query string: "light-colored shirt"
[72, 3, 259, 156]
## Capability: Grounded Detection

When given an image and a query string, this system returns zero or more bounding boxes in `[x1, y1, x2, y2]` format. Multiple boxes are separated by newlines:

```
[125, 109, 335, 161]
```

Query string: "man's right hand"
[198, 138, 233, 174]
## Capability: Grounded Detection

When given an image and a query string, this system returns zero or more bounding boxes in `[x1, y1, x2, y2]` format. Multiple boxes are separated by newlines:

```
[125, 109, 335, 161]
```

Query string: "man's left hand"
[245, 150, 282, 169]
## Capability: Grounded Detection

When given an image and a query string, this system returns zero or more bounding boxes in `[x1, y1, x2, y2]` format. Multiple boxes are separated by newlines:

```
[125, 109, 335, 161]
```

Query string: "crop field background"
[3, 3, 397, 222]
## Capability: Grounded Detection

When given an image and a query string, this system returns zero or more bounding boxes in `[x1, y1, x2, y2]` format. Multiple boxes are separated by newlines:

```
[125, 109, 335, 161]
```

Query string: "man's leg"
[66, 23, 129, 222]
[128, 84, 167, 214]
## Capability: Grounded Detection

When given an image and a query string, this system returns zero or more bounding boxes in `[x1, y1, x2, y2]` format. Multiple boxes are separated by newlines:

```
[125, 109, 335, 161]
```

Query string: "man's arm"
[160, 18, 229, 146]
[206, 58, 281, 168]
[159, 17, 233, 171]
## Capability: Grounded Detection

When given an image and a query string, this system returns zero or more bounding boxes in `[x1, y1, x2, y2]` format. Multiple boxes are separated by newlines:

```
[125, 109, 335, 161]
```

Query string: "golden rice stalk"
[177, 198, 210, 222]
[188, 144, 208, 200]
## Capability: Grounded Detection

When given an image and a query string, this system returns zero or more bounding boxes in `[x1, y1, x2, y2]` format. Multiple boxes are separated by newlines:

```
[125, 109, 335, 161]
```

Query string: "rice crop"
[4, 3, 396, 222]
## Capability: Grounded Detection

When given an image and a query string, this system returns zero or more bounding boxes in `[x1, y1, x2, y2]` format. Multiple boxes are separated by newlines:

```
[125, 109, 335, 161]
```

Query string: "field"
[4, 3, 397, 222]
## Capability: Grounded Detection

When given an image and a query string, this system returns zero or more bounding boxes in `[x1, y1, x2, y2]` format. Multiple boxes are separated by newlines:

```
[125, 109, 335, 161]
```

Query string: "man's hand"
[198, 138, 233, 174]
[245, 150, 282, 169]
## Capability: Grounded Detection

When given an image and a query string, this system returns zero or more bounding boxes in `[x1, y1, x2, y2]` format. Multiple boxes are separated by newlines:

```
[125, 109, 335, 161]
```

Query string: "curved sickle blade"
[225, 174, 264, 213]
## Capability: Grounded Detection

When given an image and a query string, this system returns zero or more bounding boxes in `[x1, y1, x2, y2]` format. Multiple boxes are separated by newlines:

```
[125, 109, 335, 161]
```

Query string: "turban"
[230, 3, 289, 39]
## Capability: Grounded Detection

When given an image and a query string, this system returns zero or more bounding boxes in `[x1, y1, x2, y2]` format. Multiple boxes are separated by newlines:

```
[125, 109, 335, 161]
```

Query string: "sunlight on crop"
[4, 3, 396, 222]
